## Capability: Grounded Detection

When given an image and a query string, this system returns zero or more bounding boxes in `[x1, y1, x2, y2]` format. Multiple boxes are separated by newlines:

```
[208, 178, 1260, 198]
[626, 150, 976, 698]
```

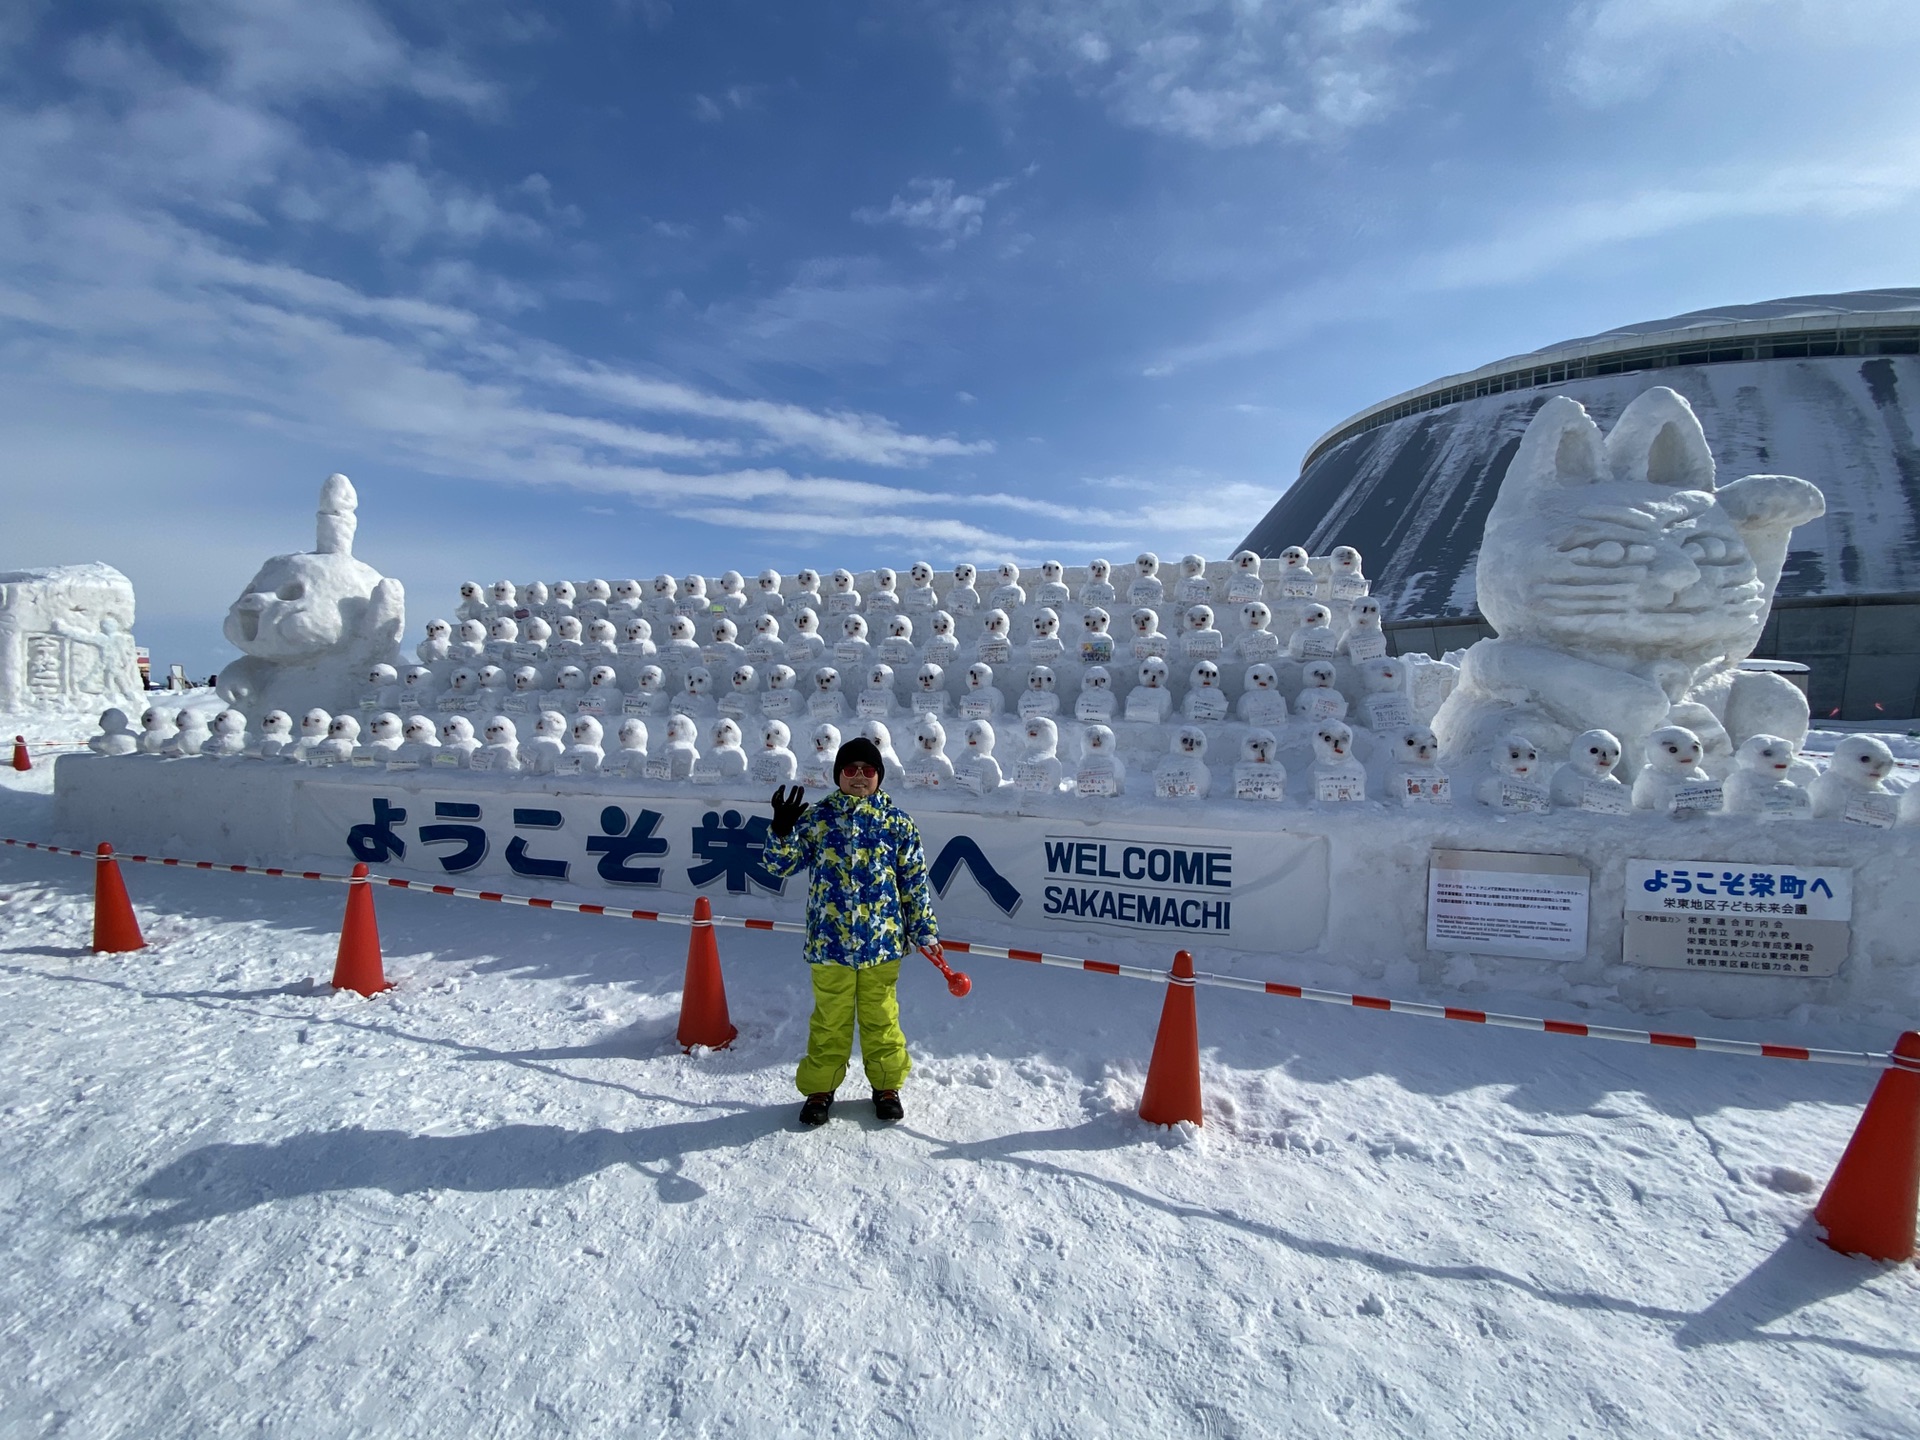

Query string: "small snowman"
[580, 665, 624, 717]
[1225, 549, 1265, 605]
[677, 573, 711, 617]
[136, 706, 178, 755]
[792, 568, 824, 614]
[1028, 607, 1066, 663]
[1477, 733, 1550, 812]
[203, 710, 248, 758]
[754, 569, 788, 617]
[417, 618, 454, 666]
[1722, 734, 1811, 821]
[1357, 657, 1412, 733]
[251, 710, 295, 760]
[1309, 721, 1366, 804]
[975, 609, 1012, 665]
[858, 719, 906, 778]
[911, 662, 950, 716]
[489, 579, 518, 615]
[826, 567, 862, 618]
[1034, 560, 1071, 608]
[747, 613, 785, 664]
[878, 614, 916, 666]
[1015, 716, 1067, 795]
[705, 617, 746, 669]
[955, 719, 1004, 795]
[1129, 607, 1169, 661]
[948, 563, 982, 616]
[311, 714, 360, 765]
[548, 664, 590, 714]
[1075, 665, 1117, 723]
[656, 714, 701, 781]
[520, 711, 569, 775]
[902, 562, 939, 612]
[1183, 661, 1228, 722]
[921, 610, 960, 668]
[712, 664, 755, 722]
[453, 619, 488, 661]
[760, 663, 800, 720]
[1232, 730, 1286, 802]
[905, 714, 955, 789]
[1235, 601, 1282, 663]
[89, 708, 139, 756]
[610, 717, 651, 777]
[752, 720, 798, 785]
[715, 571, 749, 615]
[1074, 724, 1125, 797]
[1633, 725, 1720, 816]
[1174, 554, 1213, 605]
[835, 612, 873, 670]
[561, 715, 605, 775]
[403, 665, 440, 708]
[1325, 544, 1368, 603]
[674, 666, 717, 719]
[389, 715, 440, 770]
[353, 712, 405, 765]
[860, 664, 899, 719]
[486, 615, 520, 664]
[1339, 598, 1389, 663]
[989, 562, 1026, 613]
[436, 716, 480, 768]
[1125, 657, 1174, 723]
[1128, 552, 1165, 607]
[868, 568, 902, 618]
[1181, 604, 1225, 663]
[1154, 726, 1212, 800]
[584, 618, 619, 657]
[1295, 661, 1347, 723]
[697, 718, 749, 782]
[1019, 666, 1060, 720]
[1079, 607, 1115, 666]
[289, 707, 332, 762]
[1237, 665, 1288, 727]
[1810, 735, 1897, 826]
[785, 608, 827, 667]
[809, 666, 848, 721]
[1288, 604, 1340, 662]
[455, 581, 489, 624]
[661, 614, 702, 675]
[800, 723, 841, 790]
[1390, 725, 1450, 806]
[163, 709, 212, 758]
[648, 573, 679, 622]
[629, 666, 670, 717]
[1550, 729, 1628, 814]
[1079, 557, 1118, 606]
[961, 662, 1005, 720]
[610, 578, 646, 620]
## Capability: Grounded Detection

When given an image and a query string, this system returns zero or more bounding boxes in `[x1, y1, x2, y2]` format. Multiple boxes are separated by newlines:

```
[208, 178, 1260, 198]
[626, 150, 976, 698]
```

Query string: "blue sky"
[4, 0, 1918, 674]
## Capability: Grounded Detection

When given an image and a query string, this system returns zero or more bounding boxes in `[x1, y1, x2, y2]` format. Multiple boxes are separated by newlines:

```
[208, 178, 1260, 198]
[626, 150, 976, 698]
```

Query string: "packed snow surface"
[1, 762, 1916, 1438]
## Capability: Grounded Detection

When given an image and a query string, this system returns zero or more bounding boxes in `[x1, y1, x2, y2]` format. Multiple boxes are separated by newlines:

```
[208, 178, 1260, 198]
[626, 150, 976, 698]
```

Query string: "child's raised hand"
[769, 784, 810, 836]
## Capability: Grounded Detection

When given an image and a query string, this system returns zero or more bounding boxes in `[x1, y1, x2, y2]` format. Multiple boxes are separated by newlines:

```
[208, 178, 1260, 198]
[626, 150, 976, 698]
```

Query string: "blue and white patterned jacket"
[763, 789, 939, 967]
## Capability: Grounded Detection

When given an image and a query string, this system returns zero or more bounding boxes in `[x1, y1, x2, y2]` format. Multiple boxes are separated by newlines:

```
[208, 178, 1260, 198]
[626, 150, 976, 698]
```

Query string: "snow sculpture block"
[1434, 388, 1826, 773]
[217, 475, 405, 718]
[0, 563, 143, 715]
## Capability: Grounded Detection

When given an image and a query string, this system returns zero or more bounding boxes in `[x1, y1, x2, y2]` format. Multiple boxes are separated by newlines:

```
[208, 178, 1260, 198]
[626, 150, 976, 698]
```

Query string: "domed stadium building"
[1240, 289, 1920, 720]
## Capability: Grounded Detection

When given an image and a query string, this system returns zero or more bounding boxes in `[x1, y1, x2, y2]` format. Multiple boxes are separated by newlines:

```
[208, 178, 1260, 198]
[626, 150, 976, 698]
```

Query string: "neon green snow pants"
[795, 959, 911, 1094]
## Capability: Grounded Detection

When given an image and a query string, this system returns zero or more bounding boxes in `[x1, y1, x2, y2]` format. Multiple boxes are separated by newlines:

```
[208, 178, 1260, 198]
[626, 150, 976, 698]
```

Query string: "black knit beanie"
[833, 736, 885, 785]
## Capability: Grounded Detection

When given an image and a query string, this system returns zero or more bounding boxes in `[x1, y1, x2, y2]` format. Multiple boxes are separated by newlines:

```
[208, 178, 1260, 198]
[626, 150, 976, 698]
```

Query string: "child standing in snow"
[764, 736, 941, 1127]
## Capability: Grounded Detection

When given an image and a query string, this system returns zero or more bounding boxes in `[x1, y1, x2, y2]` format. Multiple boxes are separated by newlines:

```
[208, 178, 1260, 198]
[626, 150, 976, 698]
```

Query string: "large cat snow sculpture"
[1433, 388, 1824, 775]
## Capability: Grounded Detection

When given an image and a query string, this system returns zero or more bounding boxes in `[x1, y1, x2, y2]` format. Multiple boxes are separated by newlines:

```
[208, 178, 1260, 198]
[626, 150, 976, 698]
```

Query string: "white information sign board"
[1427, 849, 1590, 962]
[1623, 858, 1849, 976]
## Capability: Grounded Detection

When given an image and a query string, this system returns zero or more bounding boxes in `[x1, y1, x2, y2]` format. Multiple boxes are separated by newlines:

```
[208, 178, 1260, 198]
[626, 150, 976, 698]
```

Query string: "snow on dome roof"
[1532, 288, 1920, 354]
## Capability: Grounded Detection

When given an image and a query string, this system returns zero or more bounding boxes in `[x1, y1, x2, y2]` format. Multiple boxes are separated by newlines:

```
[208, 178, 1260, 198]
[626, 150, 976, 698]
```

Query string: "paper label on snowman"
[834, 641, 867, 667]
[690, 758, 723, 785]
[1080, 636, 1114, 664]
[1183, 631, 1224, 660]
[670, 695, 704, 716]
[622, 695, 652, 717]
[1237, 630, 1281, 662]
[1155, 768, 1200, 800]
[866, 591, 898, 614]
[699, 646, 731, 668]
[1282, 572, 1317, 598]
[1186, 690, 1228, 723]
[1331, 573, 1369, 601]
[857, 693, 893, 720]
[1027, 638, 1065, 662]
[717, 694, 751, 720]
[1176, 580, 1214, 605]
[1364, 695, 1413, 731]
[1843, 792, 1898, 829]
[1760, 786, 1812, 819]
[617, 642, 653, 659]
[359, 697, 381, 713]
[1127, 580, 1163, 607]
[577, 698, 609, 717]
[750, 752, 791, 785]
[385, 758, 420, 773]
[1580, 779, 1632, 815]
[826, 592, 860, 617]
[675, 596, 708, 617]
[433, 750, 464, 768]
[990, 588, 1025, 612]
[976, 638, 1011, 665]
[1014, 759, 1056, 793]
[785, 641, 822, 665]
[1239, 693, 1287, 726]
[909, 691, 949, 716]
[903, 589, 936, 612]
[878, 639, 915, 665]
[1314, 769, 1366, 803]
[1226, 573, 1264, 603]
[899, 766, 937, 789]
[1297, 633, 1340, 661]
[1400, 772, 1451, 805]
[1345, 630, 1388, 663]
[1125, 691, 1166, 724]
[1017, 691, 1059, 719]
[644, 757, 673, 783]
[799, 766, 833, 790]
[468, 749, 495, 773]
[922, 640, 959, 667]
[1076, 764, 1117, 798]
[808, 694, 844, 720]
[351, 753, 381, 768]
[1234, 766, 1285, 802]
[1074, 693, 1116, 723]
[513, 644, 545, 663]
[954, 767, 986, 796]
[759, 691, 797, 719]
[1300, 691, 1346, 722]
[498, 694, 532, 715]
[948, 590, 978, 615]
[1669, 780, 1724, 815]
[1131, 634, 1169, 660]
[960, 695, 996, 721]
[1498, 779, 1552, 814]
[554, 754, 587, 776]
[1079, 583, 1116, 605]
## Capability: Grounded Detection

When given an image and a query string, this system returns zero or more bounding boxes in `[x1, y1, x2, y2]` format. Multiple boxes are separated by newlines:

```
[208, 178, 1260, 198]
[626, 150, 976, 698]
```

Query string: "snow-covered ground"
[2, 759, 1917, 1438]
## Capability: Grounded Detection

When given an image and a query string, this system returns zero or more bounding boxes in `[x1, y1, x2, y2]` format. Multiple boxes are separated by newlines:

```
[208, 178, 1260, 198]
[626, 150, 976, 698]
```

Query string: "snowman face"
[830, 568, 855, 594]
[426, 619, 452, 641]
[1186, 606, 1213, 633]
[953, 563, 976, 587]
[793, 609, 818, 636]
[858, 720, 891, 751]
[1135, 553, 1158, 578]
[477, 665, 504, 689]
[910, 562, 934, 586]
[869, 665, 893, 690]
[653, 575, 676, 599]
[1400, 726, 1438, 765]
[682, 573, 707, 596]
[489, 617, 516, 642]
[1024, 718, 1056, 752]
[1350, 598, 1382, 628]
[491, 581, 515, 605]
[557, 617, 584, 642]
[1041, 560, 1064, 583]
[874, 568, 897, 593]
[964, 720, 994, 754]
[815, 668, 840, 693]
[460, 582, 482, 604]
[403, 716, 436, 743]
[843, 614, 868, 641]
[1375, 660, 1401, 689]
[1498, 735, 1539, 777]
[588, 619, 617, 645]
[1028, 667, 1055, 692]
[1331, 546, 1362, 575]
[174, 708, 198, 731]
[666, 715, 697, 746]
[328, 716, 359, 742]
[1132, 608, 1159, 637]
[1088, 558, 1111, 582]
[983, 610, 1009, 638]
[967, 663, 994, 690]
[458, 620, 487, 645]
[1085, 725, 1113, 754]
[214, 710, 244, 736]
[450, 668, 477, 693]
[1083, 608, 1110, 634]
[916, 718, 945, 753]
[712, 618, 737, 644]
[712, 719, 742, 749]
[1242, 733, 1274, 764]
[619, 718, 648, 748]
[571, 716, 601, 745]
[638, 667, 664, 694]
[441, 717, 474, 744]
[301, 708, 331, 737]
[1242, 602, 1270, 631]
[1181, 554, 1206, 579]
[719, 571, 744, 596]
[1314, 723, 1351, 761]
[917, 664, 943, 691]
[1576, 729, 1622, 772]
[930, 611, 954, 638]
[1303, 605, 1334, 631]
[1140, 658, 1168, 688]
[1835, 736, 1893, 783]
[768, 665, 796, 691]
[1084, 667, 1111, 692]
[625, 618, 653, 644]
[757, 570, 782, 595]
[668, 617, 695, 643]
[615, 579, 643, 604]
[888, 615, 912, 640]
[1191, 662, 1219, 690]
[1247, 664, 1277, 691]
[557, 666, 585, 691]
[560, 581, 584, 605]
[524, 617, 552, 643]
[512, 667, 539, 692]
[1033, 610, 1059, 638]
[262, 712, 292, 738]
[1279, 546, 1309, 570]
[590, 666, 619, 690]
[1651, 727, 1702, 771]
[731, 666, 755, 691]
[755, 614, 781, 639]
[524, 582, 549, 607]
[762, 721, 790, 750]
[1175, 726, 1206, 757]
[795, 568, 820, 593]
[368, 664, 396, 685]
[686, 667, 712, 696]
[812, 726, 839, 757]
[1302, 661, 1336, 689]
[1233, 550, 1261, 574]
[996, 562, 1019, 586]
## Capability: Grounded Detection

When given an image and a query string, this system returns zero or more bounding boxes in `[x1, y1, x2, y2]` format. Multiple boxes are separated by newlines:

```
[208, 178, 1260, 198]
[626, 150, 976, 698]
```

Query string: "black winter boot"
[872, 1089, 904, 1122]
[799, 1092, 835, 1127]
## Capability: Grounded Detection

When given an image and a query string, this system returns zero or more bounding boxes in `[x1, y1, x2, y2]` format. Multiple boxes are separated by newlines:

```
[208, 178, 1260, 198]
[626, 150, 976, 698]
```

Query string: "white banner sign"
[1623, 858, 1850, 976]
[1426, 848, 1590, 962]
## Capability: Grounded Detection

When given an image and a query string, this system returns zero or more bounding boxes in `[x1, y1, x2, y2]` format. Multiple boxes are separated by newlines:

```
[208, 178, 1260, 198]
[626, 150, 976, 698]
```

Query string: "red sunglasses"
[840, 762, 879, 778]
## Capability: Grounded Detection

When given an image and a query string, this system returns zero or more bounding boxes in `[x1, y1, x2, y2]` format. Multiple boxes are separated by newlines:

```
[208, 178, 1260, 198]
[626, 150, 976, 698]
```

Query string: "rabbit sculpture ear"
[1604, 386, 1716, 492]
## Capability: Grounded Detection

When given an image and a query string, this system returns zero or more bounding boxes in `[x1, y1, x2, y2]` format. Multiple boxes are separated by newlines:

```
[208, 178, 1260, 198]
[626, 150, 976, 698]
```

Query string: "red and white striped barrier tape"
[4, 834, 1914, 1074]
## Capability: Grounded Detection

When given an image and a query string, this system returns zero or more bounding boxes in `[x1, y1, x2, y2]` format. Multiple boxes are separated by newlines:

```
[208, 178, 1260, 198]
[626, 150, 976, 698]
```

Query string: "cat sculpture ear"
[1604, 387, 1717, 492]
[1487, 396, 1606, 527]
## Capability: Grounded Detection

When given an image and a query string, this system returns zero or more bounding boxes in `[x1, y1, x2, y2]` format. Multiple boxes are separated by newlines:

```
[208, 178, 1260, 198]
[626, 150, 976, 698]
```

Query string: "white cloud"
[854, 177, 1001, 247]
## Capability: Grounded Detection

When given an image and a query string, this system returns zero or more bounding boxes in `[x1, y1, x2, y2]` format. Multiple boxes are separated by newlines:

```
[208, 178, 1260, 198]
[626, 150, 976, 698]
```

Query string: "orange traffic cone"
[91, 843, 146, 953]
[677, 895, 738, 1051]
[1814, 1031, 1920, 1262]
[1138, 949, 1203, 1127]
[10, 737, 28, 771]
[330, 862, 392, 996]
